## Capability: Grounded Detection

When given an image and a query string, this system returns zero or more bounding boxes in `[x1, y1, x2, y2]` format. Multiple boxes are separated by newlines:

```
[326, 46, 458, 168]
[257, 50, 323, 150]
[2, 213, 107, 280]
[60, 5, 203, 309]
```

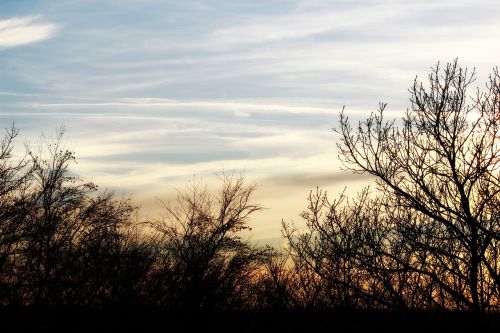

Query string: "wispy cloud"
[0, 15, 57, 48]
[265, 171, 374, 189]
[15, 97, 339, 114]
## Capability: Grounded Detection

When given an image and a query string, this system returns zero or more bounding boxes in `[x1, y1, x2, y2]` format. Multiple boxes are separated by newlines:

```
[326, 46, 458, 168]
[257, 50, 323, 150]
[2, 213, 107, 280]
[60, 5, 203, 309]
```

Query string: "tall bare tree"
[336, 60, 500, 311]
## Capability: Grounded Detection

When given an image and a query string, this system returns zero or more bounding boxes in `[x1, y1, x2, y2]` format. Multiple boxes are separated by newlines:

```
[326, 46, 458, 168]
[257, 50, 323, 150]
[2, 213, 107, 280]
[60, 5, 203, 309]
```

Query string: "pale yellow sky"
[72, 150, 374, 240]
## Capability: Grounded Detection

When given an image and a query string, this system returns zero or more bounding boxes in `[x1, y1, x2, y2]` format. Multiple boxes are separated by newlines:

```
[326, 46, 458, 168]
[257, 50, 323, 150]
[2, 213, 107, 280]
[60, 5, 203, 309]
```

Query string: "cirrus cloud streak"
[0, 15, 57, 49]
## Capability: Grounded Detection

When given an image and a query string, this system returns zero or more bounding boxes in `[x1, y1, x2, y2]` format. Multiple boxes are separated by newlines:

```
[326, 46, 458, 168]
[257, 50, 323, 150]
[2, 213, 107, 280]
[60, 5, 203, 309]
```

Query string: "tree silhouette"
[148, 174, 272, 310]
[0, 126, 33, 305]
[283, 188, 437, 310]
[335, 60, 499, 311]
[0, 128, 154, 307]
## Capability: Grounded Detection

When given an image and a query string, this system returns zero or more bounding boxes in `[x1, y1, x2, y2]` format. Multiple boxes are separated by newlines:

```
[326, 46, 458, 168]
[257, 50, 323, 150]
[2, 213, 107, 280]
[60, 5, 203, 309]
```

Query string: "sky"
[0, 0, 499, 242]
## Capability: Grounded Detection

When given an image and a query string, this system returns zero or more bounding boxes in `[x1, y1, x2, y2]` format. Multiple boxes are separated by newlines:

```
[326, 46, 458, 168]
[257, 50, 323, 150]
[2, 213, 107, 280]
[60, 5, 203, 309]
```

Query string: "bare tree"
[336, 60, 500, 311]
[148, 174, 272, 310]
[0, 129, 153, 307]
[0, 126, 33, 305]
[283, 188, 415, 310]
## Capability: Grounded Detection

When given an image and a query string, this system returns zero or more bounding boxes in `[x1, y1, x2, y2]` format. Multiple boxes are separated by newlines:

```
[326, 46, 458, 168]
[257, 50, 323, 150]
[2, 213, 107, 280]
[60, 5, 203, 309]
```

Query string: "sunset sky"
[1, 0, 499, 241]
